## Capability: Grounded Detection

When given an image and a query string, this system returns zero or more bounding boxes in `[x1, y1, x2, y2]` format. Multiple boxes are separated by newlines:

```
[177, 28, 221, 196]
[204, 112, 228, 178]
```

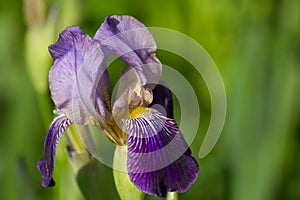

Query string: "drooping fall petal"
[37, 114, 72, 187]
[123, 108, 199, 198]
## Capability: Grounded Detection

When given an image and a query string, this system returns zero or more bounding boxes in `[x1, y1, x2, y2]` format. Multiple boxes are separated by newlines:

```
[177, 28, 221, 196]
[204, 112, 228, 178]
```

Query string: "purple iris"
[37, 15, 199, 198]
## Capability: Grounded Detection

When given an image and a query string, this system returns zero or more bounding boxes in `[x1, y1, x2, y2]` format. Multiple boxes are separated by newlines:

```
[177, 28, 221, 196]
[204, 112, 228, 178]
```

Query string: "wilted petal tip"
[105, 16, 120, 34]
[37, 159, 56, 187]
[48, 26, 85, 60]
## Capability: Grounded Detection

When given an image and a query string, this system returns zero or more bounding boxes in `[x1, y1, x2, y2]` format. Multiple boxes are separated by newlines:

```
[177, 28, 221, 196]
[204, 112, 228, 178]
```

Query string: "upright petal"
[94, 15, 161, 86]
[112, 66, 142, 120]
[123, 108, 199, 198]
[37, 114, 72, 187]
[49, 27, 110, 125]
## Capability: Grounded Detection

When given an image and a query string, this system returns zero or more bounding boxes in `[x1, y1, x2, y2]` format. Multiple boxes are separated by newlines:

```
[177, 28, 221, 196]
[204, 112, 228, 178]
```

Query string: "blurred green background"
[0, 0, 299, 199]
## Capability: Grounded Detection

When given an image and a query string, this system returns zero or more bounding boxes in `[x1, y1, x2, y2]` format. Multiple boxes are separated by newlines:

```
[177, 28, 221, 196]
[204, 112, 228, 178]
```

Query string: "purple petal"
[123, 108, 199, 198]
[149, 82, 174, 118]
[37, 115, 72, 187]
[94, 15, 161, 86]
[49, 27, 110, 125]
[49, 26, 84, 60]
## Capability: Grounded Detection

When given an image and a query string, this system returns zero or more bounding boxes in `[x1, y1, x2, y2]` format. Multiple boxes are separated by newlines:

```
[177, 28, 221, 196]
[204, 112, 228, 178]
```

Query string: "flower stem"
[64, 124, 90, 172]
[166, 192, 179, 200]
[113, 145, 144, 200]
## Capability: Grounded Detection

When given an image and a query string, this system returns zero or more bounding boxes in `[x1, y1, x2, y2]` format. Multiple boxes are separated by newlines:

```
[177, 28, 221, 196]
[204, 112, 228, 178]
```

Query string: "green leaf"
[113, 145, 145, 200]
[77, 158, 119, 200]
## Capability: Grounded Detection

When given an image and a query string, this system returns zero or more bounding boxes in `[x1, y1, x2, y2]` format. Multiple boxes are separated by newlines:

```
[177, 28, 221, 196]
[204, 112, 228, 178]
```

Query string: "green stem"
[64, 125, 90, 172]
[166, 192, 179, 200]
[113, 145, 144, 200]
[65, 125, 87, 152]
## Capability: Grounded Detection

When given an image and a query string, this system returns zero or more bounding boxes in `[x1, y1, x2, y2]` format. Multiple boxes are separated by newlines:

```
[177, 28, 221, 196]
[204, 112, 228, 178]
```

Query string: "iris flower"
[37, 15, 199, 198]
